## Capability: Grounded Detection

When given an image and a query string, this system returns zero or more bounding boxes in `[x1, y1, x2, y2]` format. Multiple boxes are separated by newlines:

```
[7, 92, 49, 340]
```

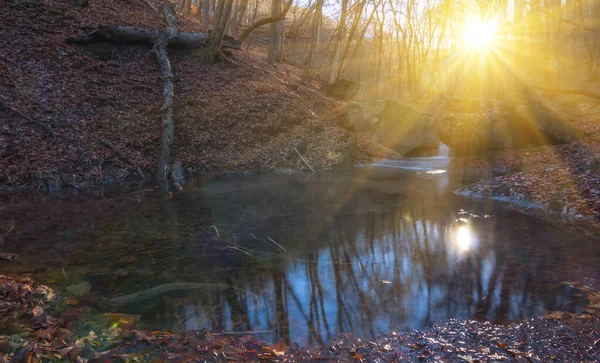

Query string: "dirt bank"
[0, 0, 353, 191]
[448, 95, 600, 226]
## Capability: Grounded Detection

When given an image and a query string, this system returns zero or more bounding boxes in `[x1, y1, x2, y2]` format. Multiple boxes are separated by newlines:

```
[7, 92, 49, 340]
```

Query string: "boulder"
[371, 100, 440, 155]
[336, 103, 379, 132]
[324, 79, 361, 100]
[438, 99, 585, 155]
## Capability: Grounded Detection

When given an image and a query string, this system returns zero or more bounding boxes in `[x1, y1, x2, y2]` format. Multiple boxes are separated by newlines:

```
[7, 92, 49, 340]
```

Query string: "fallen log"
[154, 4, 177, 186]
[67, 25, 241, 50]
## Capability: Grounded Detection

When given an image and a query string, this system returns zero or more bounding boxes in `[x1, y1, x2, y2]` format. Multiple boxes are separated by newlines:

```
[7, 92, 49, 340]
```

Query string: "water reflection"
[2, 171, 599, 346]
[455, 225, 474, 253]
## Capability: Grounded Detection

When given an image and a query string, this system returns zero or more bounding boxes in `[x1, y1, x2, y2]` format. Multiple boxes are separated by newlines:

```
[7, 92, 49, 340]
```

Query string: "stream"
[2, 155, 600, 346]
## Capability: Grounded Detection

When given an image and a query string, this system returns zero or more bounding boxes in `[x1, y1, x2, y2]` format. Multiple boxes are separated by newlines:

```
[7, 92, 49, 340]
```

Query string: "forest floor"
[4, 0, 600, 232]
[1, 274, 600, 362]
[450, 95, 600, 226]
[0, 0, 353, 192]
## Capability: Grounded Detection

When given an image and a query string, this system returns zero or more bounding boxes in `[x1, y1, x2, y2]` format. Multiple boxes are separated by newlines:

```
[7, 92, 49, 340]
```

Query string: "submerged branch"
[109, 282, 229, 306]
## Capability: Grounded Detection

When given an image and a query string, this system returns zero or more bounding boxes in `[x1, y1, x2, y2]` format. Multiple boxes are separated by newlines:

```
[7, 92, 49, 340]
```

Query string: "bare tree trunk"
[203, 0, 235, 62]
[328, 0, 348, 84]
[340, 4, 377, 76]
[268, 0, 283, 65]
[374, 3, 384, 99]
[233, 0, 249, 36]
[203, 0, 210, 26]
[229, 0, 239, 36]
[276, 6, 284, 61]
[338, 0, 370, 79]
[302, 0, 323, 82]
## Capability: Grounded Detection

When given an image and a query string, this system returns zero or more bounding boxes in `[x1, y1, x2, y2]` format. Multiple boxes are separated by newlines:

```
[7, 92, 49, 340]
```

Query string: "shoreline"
[1, 274, 599, 362]
[455, 184, 600, 236]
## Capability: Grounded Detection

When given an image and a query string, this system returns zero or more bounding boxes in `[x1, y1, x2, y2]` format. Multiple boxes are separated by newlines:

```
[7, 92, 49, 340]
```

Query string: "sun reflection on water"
[456, 225, 473, 252]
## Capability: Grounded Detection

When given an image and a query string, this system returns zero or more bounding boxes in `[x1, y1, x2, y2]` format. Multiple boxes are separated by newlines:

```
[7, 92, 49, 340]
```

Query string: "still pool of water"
[2, 165, 599, 345]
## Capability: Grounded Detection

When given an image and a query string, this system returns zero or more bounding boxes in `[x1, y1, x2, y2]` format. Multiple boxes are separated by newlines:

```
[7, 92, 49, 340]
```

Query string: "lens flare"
[463, 18, 498, 48]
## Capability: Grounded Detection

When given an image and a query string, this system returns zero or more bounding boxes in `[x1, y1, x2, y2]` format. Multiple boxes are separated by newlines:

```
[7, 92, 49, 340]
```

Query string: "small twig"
[112, 45, 122, 67]
[520, 203, 539, 212]
[11, 108, 57, 140]
[209, 225, 220, 238]
[98, 159, 106, 183]
[142, 0, 160, 14]
[295, 147, 315, 173]
[267, 236, 287, 253]
[128, 189, 154, 195]
[227, 245, 253, 257]
[100, 139, 145, 179]
[62, 268, 69, 280]
[213, 330, 273, 336]
[0, 220, 15, 248]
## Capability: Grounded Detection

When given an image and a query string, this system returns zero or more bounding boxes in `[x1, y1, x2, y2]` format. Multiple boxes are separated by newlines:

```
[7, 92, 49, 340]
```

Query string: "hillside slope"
[0, 0, 350, 190]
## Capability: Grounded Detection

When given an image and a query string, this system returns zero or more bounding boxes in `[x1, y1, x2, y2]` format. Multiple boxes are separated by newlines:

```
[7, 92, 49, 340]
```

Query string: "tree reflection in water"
[2, 172, 597, 346]
[143, 173, 594, 345]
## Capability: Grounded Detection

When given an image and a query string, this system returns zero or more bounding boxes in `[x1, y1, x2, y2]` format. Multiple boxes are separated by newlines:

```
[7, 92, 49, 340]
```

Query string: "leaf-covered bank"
[0, 0, 352, 191]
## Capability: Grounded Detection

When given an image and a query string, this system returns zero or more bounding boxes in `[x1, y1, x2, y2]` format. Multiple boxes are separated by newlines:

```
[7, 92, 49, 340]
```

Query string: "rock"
[357, 139, 403, 160]
[371, 100, 439, 155]
[336, 103, 379, 132]
[66, 281, 92, 296]
[324, 79, 361, 100]
[439, 98, 585, 155]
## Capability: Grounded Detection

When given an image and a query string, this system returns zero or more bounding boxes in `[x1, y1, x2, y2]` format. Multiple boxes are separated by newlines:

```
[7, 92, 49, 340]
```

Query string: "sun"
[463, 18, 498, 48]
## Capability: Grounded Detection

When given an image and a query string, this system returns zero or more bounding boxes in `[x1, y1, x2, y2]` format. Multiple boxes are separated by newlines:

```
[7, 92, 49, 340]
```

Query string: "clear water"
[2, 164, 599, 346]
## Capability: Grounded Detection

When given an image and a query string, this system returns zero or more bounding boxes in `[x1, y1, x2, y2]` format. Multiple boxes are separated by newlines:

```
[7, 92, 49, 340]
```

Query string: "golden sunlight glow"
[455, 225, 473, 252]
[463, 17, 498, 48]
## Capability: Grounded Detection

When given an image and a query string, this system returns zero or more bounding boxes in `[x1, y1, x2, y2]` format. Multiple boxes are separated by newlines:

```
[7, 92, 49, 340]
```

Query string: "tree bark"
[328, 0, 348, 84]
[302, 0, 323, 83]
[67, 25, 241, 49]
[268, 0, 282, 65]
[153, 4, 178, 186]
[276, 0, 284, 62]
[233, 0, 249, 36]
[202, 0, 210, 26]
[202, 0, 237, 62]
[337, 0, 368, 80]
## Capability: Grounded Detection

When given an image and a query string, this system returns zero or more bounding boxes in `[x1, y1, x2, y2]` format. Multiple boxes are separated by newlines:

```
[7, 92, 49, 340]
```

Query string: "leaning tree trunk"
[237, 0, 293, 45]
[154, 4, 178, 187]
